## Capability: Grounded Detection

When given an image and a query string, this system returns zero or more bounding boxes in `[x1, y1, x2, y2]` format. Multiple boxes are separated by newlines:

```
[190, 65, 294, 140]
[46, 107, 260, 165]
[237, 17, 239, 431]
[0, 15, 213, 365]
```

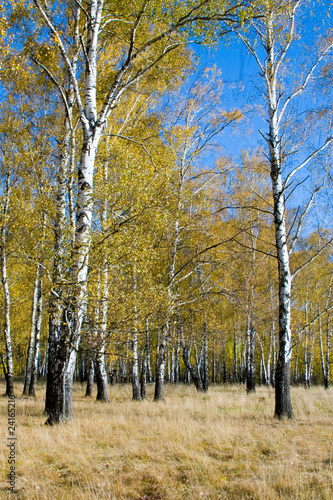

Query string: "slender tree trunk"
[170, 345, 175, 383]
[29, 264, 43, 397]
[95, 351, 109, 402]
[222, 345, 228, 384]
[203, 322, 209, 391]
[233, 331, 238, 383]
[324, 315, 331, 389]
[132, 327, 141, 400]
[212, 348, 216, 384]
[307, 326, 315, 388]
[145, 317, 152, 383]
[23, 273, 40, 396]
[240, 342, 246, 384]
[140, 357, 147, 400]
[95, 288, 109, 404]
[175, 335, 180, 383]
[272, 185, 293, 416]
[85, 355, 95, 396]
[258, 335, 268, 387]
[246, 317, 256, 393]
[95, 159, 111, 403]
[44, 56, 77, 423]
[181, 341, 203, 391]
[265, 35, 293, 416]
[154, 325, 168, 401]
[1, 227, 14, 398]
[266, 323, 273, 386]
[293, 333, 300, 385]
[271, 333, 276, 387]
[79, 353, 86, 384]
[131, 261, 141, 401]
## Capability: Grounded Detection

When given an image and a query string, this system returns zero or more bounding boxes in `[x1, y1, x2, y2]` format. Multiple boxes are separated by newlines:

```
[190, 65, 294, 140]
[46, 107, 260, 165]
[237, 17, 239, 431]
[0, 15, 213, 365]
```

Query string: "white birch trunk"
[23, 273, 40, 396]
[62, 0, 105, 416]
[154, 324, 168, 401]
[95, 272, 110, 402]
[131, 260, 141, 400]
[23, 262, 43, 397]
[324, 316, 331, 389]
[265, 12, 293, 418]
[45, 78, 76, 423]
[246, 315, 256, 393]
[1, 229, 14, 397]
[271, 122, 293, 418]
[0, 173, 14, 397]
[145, 316, 152, 383]
[95, 163, 110, 403]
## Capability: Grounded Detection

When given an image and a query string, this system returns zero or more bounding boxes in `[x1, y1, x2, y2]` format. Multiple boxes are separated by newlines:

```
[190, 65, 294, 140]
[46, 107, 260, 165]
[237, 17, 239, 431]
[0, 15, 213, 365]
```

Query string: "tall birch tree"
[235, 0, 333, 418]
[28, 0, 250, 423]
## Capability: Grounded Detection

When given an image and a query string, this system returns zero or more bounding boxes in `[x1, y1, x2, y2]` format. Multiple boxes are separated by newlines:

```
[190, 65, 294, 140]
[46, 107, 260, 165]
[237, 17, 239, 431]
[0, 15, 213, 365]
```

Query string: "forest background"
[0, 0, 333, 424]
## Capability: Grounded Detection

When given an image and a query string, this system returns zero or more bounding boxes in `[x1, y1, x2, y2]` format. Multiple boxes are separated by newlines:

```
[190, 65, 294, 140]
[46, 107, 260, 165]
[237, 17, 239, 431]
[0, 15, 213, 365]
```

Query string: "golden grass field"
[0, 381, 332, 499]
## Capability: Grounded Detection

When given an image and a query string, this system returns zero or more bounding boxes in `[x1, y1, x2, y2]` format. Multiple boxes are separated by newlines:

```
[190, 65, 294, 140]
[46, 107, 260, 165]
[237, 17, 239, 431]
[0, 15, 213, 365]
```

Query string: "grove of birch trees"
[0, 0, 333, 423]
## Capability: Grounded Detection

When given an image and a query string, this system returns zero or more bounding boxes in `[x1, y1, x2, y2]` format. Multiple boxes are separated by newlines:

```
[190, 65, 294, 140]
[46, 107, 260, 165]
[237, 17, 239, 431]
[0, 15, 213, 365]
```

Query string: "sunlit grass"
[0, 381, 332, 499]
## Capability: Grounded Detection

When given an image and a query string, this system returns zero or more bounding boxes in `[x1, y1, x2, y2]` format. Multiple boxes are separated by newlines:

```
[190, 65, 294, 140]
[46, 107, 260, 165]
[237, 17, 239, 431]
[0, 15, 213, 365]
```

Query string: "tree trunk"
[202, 322, 209, 392]
[23, 273, 40, 396]
[145, 316, 152, 383]
[181, 341, 203, 391]
[212, 348, 216, 384]
[246, 319, 256, 393]
[293, 333, 300, 385]
[44, 62, 76, 423]
[1, 227, 14, 398]
[132, 328, 141, 401]
[131, 261, 141, 401]
[79, 352, 86, 384]
[266, 322, 273, 386]
[269, 88, 293, 417]
[240, 342, 246, 384]
[140, 357, 147, 400]
[44, 4, 102, 423]
[170, 345, 175, 384]
[324, 315, 331, 389]
[258, 336, 268, 387]
[29, 264, 43, 397]
[175, 337, 180, 383]
[85, 355, 95, 397]
[154, 325, 168, 401]
[95, 158, 110, 403]
[233, 331, 238, 383]
[95, 352, 109, 402]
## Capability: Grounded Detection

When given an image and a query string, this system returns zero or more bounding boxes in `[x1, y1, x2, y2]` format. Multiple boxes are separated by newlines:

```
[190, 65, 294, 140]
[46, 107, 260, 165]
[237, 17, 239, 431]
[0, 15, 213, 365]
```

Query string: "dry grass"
[0, 381, 332, 499]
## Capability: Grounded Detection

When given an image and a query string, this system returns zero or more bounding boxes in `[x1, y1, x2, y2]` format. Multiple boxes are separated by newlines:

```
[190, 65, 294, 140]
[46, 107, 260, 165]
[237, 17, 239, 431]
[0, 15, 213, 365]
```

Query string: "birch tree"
[0, 172, 14, 397]
[234, 0, 333, 418]
[27, 0, 250, 422]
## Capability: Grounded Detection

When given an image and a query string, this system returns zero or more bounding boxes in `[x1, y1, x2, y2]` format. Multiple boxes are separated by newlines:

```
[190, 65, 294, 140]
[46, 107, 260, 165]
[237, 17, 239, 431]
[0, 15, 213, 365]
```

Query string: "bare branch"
[292, 237, 333, 280]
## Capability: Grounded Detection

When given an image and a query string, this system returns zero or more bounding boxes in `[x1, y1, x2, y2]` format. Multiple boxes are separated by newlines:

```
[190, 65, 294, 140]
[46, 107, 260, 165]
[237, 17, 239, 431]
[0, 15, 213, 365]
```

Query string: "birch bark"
[45, 76, 77, 423]
[319, 315, 331, 389]
[95, 164, 110, 403]
[1, 227, 14, 397]
[132, 261, 141, 401]
[23, 273, 40, 396]
[236, 0, 333, 418]
[32, 0, 247, 422]
[0, 173, 14, 397]
[154, 324, 168, 401]
[29, 263, 43, 397]
[23, 263, 43, 397]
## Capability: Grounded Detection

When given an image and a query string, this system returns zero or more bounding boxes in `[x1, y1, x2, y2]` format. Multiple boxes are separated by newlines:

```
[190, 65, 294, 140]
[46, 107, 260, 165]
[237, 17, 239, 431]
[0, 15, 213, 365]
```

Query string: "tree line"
[0, 0, 332, 423]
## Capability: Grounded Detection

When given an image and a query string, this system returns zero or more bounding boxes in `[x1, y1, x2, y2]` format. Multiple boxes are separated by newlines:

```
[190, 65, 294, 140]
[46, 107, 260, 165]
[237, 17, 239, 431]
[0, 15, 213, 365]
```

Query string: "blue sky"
[180, 1, 333, 236]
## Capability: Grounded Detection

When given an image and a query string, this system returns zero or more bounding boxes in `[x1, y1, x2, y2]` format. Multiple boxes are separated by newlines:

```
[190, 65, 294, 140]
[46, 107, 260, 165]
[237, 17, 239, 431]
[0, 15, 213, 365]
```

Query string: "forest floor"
[0, 381, 332, 499]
